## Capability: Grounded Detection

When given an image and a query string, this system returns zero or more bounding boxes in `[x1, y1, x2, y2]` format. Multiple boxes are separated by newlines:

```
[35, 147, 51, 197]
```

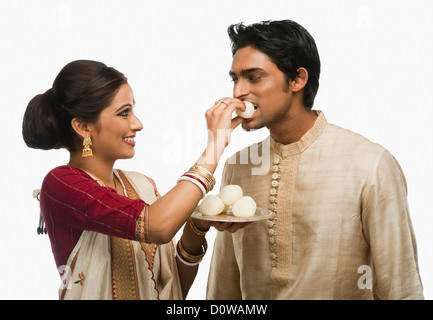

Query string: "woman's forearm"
[146, 99, 245, 244]
[146, 144, 222, 244]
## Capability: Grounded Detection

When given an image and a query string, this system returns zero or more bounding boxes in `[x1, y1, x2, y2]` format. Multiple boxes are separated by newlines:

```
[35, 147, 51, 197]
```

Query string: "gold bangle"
[188, 219, 209, 236]
[191, 165, 216, 186]
[181, 165, 216, 194]
[184, 171, 211, 192]
[193, 172, 214, 191]
[177, 237, 207, 263]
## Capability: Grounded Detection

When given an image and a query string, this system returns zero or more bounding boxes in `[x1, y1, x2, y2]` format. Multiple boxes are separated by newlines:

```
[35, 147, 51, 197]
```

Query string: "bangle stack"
[177, 165, 216, 199]
[176, 238, 208, 267]
[188, 219, 209, 236]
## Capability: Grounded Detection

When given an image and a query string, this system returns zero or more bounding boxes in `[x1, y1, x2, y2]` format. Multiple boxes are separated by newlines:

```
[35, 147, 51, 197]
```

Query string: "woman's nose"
[131, 112, 143, 132]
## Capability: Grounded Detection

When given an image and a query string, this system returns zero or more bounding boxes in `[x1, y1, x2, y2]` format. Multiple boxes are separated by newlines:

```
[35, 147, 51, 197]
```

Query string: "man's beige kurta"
[207, 111, 423, 300]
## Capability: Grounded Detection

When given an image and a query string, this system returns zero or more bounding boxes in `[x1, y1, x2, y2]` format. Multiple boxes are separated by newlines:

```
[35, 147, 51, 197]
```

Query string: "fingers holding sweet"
[205, 98, 244, 148]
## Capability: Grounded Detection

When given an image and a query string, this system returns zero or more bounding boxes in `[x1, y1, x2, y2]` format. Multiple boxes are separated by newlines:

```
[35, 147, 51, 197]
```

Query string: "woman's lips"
[123, 136, 136, 146]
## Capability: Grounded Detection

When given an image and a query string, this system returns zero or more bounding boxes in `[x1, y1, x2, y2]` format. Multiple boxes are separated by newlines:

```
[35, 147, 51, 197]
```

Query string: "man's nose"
[233, 79, 250, 99]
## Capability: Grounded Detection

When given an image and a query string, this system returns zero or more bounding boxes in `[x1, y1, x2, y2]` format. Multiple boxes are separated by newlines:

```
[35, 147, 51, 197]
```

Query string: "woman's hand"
[205, 98, 245, 157]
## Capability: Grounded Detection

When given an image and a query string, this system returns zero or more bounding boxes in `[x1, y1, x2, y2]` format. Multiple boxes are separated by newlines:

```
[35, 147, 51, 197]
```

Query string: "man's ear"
[290, 67, 308, 93]
[71, 118, 93, 139]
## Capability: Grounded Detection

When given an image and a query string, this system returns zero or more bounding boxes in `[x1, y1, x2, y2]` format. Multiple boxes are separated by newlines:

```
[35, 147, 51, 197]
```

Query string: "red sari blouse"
[40, 165, 148, 269]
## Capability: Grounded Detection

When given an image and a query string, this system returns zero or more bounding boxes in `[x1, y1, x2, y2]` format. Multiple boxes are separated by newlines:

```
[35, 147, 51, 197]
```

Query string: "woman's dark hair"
[228, 20, 320, 109]
[22, 60, 128, 151]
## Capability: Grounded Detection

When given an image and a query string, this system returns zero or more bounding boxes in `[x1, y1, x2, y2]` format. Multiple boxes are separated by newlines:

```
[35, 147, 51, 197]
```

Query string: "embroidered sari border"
[110, 169, 158, 300]
[135, 206, 150, 243]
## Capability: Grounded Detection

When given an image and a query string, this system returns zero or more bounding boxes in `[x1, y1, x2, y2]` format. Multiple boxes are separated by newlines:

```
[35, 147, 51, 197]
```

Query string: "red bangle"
[182, 174, 208, 191]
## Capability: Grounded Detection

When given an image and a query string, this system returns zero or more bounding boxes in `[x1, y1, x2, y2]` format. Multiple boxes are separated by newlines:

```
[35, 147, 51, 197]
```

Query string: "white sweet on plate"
[235, 101, 256, 119]
[232, 196, 257, 217]
[219, 184, 243, 206]
[198, 185, 258, 218]
[198, 195, 225, 216]
[242, 196, 257, 210]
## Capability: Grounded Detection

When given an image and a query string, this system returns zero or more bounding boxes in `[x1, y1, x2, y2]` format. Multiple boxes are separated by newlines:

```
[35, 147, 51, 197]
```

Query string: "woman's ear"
[290, 67, 309, 93]
[71, 118, 93, 139]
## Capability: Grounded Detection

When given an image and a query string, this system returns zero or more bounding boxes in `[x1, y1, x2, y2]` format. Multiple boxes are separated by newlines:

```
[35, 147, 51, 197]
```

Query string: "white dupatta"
[59, 170, 183, 300]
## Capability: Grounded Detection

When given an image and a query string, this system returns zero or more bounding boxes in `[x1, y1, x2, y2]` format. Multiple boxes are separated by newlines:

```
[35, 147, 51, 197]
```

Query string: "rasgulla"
[219, 184, 243, 206]
[232, 196, 257, 217]
[235, 101, 256, 119]
[198, 195, 225, 216]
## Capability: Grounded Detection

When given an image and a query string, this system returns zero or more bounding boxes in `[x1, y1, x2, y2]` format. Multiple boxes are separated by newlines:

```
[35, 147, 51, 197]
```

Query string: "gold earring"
[82, 135, 93, 157]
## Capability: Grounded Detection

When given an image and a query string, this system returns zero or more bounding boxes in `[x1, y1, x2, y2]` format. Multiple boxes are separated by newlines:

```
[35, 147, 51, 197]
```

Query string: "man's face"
[229, 46, 293, 131]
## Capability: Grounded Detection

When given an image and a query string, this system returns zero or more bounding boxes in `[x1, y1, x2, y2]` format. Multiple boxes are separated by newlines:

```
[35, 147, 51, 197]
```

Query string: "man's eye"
[231, 78, 238, 84]
[248, 76, 261, 82]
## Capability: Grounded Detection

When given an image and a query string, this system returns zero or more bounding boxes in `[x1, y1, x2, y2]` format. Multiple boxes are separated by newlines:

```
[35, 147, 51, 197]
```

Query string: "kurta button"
[271, 260, 277, 267]
[268, 203, 277, 211]
[268, 228, 275, 236]
[270, 188, 277, 196]
[272, 173, 280, 180]
[270, 253, 277, 260]
[267, 220, 274, 228]
[271, 180, 279, 187]
[273, 157, 281, 165]
[269, 237, 274, 244]
[272, 165, 280, 172]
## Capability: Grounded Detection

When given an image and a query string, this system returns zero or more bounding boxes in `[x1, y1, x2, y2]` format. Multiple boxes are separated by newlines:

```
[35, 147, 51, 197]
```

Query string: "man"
[206, 20, 423, 299]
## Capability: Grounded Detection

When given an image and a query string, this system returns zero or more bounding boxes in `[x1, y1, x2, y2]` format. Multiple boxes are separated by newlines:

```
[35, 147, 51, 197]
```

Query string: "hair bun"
[22, 88, 64, 150]
[23, 60, 128, 152]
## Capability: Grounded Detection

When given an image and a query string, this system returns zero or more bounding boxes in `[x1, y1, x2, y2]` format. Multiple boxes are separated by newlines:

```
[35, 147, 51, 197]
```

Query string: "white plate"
[191, 207, 275, 222]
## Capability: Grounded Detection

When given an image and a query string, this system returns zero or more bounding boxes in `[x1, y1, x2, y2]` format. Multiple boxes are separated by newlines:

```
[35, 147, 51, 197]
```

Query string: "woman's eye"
[118, 110, 129, 117]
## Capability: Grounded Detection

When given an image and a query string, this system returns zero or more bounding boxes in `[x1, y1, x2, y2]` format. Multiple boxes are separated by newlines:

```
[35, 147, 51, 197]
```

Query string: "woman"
[22, 60, 246, 300]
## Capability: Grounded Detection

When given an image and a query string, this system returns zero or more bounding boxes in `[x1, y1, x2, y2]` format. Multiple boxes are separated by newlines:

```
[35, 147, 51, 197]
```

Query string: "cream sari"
[59, 170, 183, 300]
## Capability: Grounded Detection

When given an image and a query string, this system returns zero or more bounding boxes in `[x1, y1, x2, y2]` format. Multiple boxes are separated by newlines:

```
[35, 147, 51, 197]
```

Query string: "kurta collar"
[270, 110, 327, 158]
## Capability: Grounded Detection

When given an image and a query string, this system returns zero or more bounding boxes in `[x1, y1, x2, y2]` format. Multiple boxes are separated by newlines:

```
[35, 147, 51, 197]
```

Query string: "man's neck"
[269, 108, 318, 145]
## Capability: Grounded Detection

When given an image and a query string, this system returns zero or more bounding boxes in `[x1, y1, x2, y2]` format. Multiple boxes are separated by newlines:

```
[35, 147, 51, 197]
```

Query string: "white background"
[1, 0, 432, 300]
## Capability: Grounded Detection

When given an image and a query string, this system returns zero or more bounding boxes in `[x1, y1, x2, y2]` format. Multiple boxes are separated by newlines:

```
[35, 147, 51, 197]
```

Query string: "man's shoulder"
[323, 123, 389, 155]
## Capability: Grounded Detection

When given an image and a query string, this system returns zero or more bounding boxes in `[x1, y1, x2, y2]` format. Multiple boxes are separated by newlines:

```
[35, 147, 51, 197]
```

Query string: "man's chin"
[241, 119, 263, 132]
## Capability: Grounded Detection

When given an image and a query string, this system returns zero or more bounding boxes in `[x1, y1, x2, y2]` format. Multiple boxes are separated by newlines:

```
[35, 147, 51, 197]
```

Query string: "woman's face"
[91, 83, 143, 162]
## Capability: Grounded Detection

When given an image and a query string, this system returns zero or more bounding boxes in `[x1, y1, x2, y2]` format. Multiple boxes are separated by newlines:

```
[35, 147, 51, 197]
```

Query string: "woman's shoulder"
[45, 165, 91, 180]
[118, 170, 155, 187]
[117, 169, 154, 184]
[117, 169, 160, 198]
[42, 165, 96, 191]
